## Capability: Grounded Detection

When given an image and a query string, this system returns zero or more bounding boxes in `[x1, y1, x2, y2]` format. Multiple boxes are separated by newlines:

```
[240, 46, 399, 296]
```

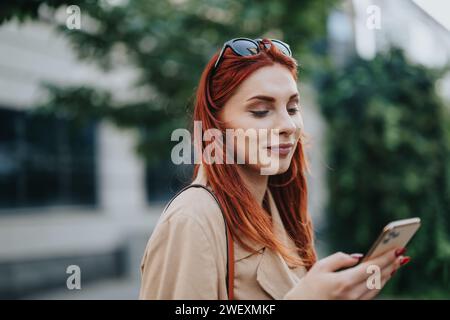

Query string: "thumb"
[318, 252, 362, 272]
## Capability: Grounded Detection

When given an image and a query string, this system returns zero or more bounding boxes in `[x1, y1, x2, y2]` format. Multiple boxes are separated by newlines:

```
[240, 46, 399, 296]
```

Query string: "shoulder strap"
[162, 183, 235, 300]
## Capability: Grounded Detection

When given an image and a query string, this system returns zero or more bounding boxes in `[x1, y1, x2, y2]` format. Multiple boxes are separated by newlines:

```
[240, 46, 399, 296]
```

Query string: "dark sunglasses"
[213, 38, 292, 70]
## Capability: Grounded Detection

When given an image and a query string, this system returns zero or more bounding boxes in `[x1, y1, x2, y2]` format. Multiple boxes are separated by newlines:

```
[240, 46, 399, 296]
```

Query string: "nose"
[276, 109, 298, 138]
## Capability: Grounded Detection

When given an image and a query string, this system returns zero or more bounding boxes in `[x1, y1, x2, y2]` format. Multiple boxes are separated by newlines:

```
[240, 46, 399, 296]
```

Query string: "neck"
[236, 165, 269, 206]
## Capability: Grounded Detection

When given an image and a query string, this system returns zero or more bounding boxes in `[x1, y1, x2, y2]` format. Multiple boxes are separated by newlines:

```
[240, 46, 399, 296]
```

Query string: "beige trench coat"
[139, 165, 307, 300]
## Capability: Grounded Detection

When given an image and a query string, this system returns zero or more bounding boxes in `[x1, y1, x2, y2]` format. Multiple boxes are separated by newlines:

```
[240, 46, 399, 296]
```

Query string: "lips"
[266, 142, 294, 156]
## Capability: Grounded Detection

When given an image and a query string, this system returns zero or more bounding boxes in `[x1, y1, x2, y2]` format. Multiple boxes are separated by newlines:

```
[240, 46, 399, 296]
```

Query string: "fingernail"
[350, 253, 364, 260]
[391, 269, 397, 277]
[400, 256, 411, 266]
[395, 247, 407, 257]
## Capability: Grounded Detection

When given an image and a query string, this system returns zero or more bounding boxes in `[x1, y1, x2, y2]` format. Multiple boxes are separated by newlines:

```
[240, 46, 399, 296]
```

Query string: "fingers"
[366, 248, 398, 270]
[349, 280, 373, 300]
[317, 252, 362, 272]
[344, 248, 398, 283]
[358, 255, 410, 300]
[359, 286, 381, 300]
[359, 274, 389, 300]
[322, 248, 412, 300]
[322, 249, 410, 300]
[338, 248, 403, 286]
[352, 269, 389, 300]
[343, 261, 394, 300]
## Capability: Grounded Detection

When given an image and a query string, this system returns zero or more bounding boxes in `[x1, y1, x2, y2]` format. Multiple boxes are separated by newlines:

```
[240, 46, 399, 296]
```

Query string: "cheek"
[292, 115, 304, 139]
[225, 127, 268, 165]
[293, 114, 304, 130]
[225, 117, 273, 153]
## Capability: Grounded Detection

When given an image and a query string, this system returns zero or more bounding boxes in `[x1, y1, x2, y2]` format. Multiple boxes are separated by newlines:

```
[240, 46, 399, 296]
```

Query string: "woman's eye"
[250, 110, 269, 118]
[287, 101, 300, 114]
[288, 107, 300, 115]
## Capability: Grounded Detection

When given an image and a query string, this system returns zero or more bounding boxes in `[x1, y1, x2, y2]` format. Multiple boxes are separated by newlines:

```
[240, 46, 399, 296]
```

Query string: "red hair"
[191, 39, 317, 269]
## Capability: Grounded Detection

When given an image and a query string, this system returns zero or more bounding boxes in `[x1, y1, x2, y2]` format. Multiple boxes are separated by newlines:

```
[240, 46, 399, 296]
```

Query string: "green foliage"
[0, 0, 336, 166]
[0, 0, 69, 23]
[316, 48, 450, 297]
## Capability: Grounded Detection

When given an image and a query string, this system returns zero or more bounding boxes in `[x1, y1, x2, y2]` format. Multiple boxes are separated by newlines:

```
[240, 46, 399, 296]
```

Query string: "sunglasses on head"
[213, 38, 292, 70]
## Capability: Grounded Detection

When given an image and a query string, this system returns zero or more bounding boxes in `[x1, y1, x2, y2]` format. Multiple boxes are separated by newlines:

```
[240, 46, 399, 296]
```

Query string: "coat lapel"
[255, 188, 307, 299]
[191, 164, 307, 299]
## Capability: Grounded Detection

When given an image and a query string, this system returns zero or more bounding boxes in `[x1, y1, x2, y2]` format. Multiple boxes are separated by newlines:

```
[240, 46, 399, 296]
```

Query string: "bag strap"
[162, 183, 235, 300]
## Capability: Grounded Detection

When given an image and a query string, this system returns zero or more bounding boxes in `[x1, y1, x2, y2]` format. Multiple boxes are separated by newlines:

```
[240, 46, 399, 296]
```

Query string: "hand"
[284, 248, 410, 300]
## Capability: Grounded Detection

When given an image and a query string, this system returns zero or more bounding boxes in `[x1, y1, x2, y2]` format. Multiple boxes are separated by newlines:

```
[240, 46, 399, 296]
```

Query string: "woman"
[139, 38, 410, 300]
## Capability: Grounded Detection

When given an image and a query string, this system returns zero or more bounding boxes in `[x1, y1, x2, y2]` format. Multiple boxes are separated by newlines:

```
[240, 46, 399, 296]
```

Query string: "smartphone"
[361, 217, 421, 262]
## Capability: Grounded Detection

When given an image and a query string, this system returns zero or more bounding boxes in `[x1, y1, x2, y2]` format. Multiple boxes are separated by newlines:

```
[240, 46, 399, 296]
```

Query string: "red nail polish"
[395, 247, 407, 257]
[400, 256, 411, 266]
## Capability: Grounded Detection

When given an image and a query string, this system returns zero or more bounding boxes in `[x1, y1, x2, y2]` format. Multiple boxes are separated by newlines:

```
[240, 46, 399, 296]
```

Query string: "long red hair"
[191, 39, 317, 269]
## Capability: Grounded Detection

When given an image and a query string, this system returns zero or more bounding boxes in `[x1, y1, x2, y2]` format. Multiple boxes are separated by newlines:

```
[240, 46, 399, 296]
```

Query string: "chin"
[255, 157, 292, 176]
[273, 159, 291, 175]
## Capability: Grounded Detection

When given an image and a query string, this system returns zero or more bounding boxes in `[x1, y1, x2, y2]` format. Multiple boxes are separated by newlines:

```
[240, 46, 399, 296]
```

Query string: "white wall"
[0, 20, 160, 268]
[0, 20, 139, 109]
[352, 0, 450, 67]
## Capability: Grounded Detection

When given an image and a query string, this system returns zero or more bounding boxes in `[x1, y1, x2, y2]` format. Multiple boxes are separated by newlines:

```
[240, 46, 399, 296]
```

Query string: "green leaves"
[1, 0, 336, 165]
[317, 48, 450, 297]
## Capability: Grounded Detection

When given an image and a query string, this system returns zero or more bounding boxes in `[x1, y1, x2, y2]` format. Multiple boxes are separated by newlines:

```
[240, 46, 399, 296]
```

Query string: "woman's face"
[218, 63, 303, 175]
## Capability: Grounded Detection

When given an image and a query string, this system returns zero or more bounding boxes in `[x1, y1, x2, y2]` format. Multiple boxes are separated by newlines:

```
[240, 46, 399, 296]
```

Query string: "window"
[0, 107, 97, 210]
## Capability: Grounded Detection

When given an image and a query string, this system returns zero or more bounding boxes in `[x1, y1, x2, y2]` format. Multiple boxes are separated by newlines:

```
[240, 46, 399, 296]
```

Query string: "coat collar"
[191, 163, 307, 299]
[255, 188, 307, 299]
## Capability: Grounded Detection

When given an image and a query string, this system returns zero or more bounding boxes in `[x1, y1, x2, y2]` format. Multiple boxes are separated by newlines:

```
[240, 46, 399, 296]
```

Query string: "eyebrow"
[246, 93, 299, 103]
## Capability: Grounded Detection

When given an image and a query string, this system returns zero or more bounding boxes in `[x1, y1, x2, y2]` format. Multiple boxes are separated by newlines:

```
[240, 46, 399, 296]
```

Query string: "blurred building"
[329, 0, 450, 98]
[0, 20, 168, 299]
[352, 0, 450, 68]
